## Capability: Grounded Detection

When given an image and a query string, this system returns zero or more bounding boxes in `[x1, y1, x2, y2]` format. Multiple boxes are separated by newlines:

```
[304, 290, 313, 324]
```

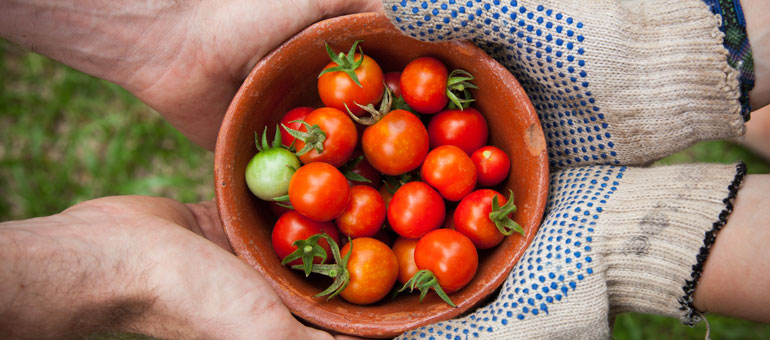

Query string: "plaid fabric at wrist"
[701, 0, 755, 121]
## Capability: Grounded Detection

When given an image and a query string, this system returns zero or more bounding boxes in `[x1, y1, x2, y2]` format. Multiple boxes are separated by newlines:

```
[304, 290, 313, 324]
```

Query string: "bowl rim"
[214, 12, 549, 338]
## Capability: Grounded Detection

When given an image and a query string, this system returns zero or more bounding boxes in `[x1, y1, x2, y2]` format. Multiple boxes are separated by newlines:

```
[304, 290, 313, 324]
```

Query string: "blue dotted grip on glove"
[399, 165, 626, 340]
[390, 0, 616, 168]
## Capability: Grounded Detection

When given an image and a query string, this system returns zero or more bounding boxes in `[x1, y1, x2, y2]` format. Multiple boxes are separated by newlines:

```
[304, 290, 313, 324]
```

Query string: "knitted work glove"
[384, 0, 753, 168]
[397, 163, 745, 340]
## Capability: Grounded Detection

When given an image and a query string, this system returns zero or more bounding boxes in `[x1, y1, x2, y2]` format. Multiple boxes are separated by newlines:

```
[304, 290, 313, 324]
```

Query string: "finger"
[65, 196, 234, 252]
[314, 0, 385, 19]
[233, 0, 385, 82]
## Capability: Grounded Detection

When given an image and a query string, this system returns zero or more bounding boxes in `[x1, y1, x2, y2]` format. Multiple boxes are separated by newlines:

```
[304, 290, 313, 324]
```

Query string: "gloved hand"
[381, 0, 755, 339]
[398, 163, 745, 340]
[384, 0, 752, 168]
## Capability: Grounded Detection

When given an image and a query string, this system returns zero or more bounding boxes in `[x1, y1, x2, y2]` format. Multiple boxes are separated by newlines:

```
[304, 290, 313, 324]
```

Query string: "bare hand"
[0, 196, 363, 339]
[0, 0, 384, 150]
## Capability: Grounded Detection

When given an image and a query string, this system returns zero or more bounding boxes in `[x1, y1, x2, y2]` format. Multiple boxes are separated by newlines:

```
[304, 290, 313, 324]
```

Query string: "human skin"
[1, 0, 769, 337]
[693, 174, 770, 324]
[0, 2, 381, 338]
[0, 0, 384, 150]
[0, 196, 364, 340]
[693, 0, 770, 322]
[0, 177, 767, 340]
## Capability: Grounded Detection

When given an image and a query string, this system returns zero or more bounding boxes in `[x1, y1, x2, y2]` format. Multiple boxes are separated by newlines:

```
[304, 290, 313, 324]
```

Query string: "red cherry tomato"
[383, 71, 402, 98]
[336, 185, 386, 238]
[271, 211, 340, 266]
[340, 237, 398, 305]
[471, 146, 511, 187]
[392, 237, 420, 285]
[427, 108, 488, 154]
[279, 106, 313, 148]
[421, 145, 477, 201]
[289, 162, 350, 222]
[454, 189, 509, 249]
[362, 109, 429, 175]
[400, 57, 449, 114]
[387, 181, 445, 238]
[318, 53, 384, 116]
[414, 229, 478, 294]
[293, 107, 357, 167]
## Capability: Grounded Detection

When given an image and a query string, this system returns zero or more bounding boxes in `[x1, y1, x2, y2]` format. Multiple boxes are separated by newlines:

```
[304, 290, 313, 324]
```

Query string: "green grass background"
[2, 40, 769, 339]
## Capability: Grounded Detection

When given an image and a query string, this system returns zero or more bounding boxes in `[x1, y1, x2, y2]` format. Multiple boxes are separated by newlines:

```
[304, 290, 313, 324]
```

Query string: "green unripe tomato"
[245, 147, 300, 200]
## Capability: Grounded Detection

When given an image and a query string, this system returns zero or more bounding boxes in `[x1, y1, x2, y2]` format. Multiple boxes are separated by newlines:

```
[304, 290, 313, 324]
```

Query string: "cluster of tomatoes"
[244, 41, 522, 307]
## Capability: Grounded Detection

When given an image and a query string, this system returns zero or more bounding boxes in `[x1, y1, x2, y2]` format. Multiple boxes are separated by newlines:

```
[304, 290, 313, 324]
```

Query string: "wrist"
[0, 212, 156, 339]
[693, 174, 770, 324]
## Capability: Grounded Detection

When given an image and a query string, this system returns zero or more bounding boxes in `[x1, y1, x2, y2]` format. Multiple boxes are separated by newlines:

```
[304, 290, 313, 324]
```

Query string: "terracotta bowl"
[214, 12, 548, 338]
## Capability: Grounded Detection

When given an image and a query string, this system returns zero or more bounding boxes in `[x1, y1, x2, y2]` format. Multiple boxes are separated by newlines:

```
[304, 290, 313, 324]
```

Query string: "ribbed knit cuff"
[584, 1, 745, 166]
[701, 0, 755, 120]
[597, 163, 745, 324]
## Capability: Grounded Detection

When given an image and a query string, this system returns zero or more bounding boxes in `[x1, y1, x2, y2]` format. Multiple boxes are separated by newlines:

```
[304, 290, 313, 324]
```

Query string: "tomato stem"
[291, 235, 352, 300]
[318, 40, 365, 88]
[489, 189, 524, 236]
[281, 233, 329, 277]
[397, 269, 456, 307]
[282, 120, 327, 156]
[446, 69, 477, 110]
[344, 87, 393, 126]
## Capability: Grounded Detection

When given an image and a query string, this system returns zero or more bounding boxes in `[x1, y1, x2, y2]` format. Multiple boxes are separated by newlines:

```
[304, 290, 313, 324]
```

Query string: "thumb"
[314, 0, 385, 18]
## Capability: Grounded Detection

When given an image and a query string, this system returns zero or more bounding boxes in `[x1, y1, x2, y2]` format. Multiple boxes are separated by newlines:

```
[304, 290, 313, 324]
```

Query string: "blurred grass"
[2, 39, 769, 339]
[0, 40, 214, 221]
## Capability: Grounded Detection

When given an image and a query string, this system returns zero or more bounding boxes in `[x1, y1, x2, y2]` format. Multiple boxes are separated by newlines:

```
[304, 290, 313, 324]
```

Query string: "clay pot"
[214, 12, 548, 338]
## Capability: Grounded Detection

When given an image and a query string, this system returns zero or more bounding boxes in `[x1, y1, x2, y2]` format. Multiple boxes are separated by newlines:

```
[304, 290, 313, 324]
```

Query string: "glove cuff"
[599, 163, 746, 325]
[585, 0, 746, 166]
[678, 162, 747, 325]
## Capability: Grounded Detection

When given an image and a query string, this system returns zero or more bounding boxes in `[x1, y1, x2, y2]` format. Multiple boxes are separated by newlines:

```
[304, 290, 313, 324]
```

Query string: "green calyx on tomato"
[318, 40, 365, 88]
[382, 171, 418, 195]
[292, 235, 352, 300]
[282, 120, 327, 157]
[281, 233, 329, 277]
[339, 155, 372, 184]
[256, 125, 288, 153]
[489, 189, 524, 236]
[397, 269, 456, 307]
[344, 86, 393, 126]
[391, 93, 414, 113]
[446, 69, 478, 110]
